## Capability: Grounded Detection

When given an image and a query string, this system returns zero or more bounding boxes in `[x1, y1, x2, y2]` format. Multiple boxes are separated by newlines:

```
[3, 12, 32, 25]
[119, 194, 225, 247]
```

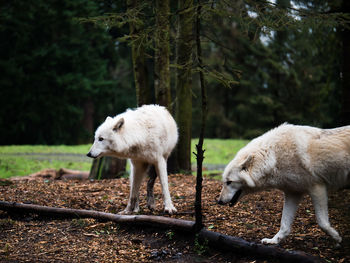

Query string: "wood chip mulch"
[0, 174, 349, 262]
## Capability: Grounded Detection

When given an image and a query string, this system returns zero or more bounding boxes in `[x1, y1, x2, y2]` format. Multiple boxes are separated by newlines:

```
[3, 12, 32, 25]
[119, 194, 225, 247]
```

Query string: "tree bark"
[176, 0, 194, 173]
[127, 0, 151, 106]
[0, 201, 324, 263]
[89, 157, 126, 179]
[154, 0, 178, 174]
[154, 0, 171, 109]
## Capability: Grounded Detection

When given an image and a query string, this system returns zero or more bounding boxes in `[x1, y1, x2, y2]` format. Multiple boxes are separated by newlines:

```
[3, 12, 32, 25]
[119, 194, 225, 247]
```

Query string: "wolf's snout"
[86, 152, 93, 158]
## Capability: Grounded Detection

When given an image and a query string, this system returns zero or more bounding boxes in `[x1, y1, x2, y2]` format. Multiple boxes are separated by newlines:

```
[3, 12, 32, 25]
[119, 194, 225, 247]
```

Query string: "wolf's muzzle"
[217, 200, 225, 205]
[229, 189, 242, 207]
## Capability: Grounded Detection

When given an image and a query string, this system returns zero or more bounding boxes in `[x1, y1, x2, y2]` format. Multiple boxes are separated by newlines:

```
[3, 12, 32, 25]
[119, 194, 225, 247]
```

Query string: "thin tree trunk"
[193, 0, 207, 232]
[176, 0, 194, 173]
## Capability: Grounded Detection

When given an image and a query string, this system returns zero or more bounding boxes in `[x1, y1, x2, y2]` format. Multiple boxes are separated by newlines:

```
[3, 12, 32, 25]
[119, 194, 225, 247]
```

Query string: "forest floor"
[0, 174, 349, 263]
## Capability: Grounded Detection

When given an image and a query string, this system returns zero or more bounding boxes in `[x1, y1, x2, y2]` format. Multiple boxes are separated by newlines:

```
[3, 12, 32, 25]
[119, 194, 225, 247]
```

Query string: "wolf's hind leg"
[262, 192, 302, 245]
[146, 165, 157, 211]
[309, 184, 342, 244]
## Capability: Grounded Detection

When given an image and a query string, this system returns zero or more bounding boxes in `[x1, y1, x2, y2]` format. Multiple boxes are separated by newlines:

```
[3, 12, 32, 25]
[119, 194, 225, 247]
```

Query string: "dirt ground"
[0, 174, 349, 262]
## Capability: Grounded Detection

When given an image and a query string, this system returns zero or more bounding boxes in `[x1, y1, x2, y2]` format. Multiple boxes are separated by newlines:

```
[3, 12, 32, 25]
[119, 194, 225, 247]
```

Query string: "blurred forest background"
[0, 0, 349, 146]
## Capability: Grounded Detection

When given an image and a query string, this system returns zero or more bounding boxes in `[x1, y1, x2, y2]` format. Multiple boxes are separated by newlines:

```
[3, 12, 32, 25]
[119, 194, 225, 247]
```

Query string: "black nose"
[217, 200, 224, 205]
[87, 152, 92, 158]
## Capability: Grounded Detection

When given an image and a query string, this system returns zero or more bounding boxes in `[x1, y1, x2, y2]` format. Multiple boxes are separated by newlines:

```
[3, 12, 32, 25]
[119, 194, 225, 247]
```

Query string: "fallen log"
[197, 229, 323, 263]
[58, 168, 89, 180]
[0, 201, 194, 231]
[0, 201, 324, 263]
[10, 169, 58, 181]
[10, 168, 89, 181]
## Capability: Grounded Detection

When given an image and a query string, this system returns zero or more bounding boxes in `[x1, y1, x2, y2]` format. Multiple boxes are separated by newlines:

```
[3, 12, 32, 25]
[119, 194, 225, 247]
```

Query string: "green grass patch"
[0, 144, 92, 179]
[0, 144, 90, 154]
[0, 139, 248, 179]
[0, 156, 91, 179]
[191, 139, 249, 165]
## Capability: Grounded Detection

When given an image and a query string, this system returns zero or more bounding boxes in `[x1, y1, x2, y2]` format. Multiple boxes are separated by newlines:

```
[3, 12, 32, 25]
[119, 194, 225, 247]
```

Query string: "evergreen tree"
[196, 0, 343, 139]
[0, 0, 135, 144]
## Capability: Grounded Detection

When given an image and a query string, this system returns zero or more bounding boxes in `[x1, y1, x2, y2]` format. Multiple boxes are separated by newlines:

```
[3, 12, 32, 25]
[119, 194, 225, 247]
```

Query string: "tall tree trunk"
[154, 0, 177, 174]
[341, 0, 350, 125]
[127, 0, 151, 106]
[89, 0, 153, 180]
[155, 0, 171, 109]
[176, 0, 194, 173]
[271, 0, 291, 126]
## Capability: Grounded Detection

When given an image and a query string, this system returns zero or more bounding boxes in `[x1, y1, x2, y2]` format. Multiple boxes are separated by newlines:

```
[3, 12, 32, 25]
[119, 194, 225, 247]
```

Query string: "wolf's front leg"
[119, 161, 147, 214]
[309, 184, 342, 245]
[155, 157, 177, 214]
[262, 192, 302, 245]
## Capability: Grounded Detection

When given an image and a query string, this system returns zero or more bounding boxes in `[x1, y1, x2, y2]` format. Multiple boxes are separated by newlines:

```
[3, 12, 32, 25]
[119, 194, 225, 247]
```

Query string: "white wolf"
[218, 123, 350, 245]
[87, 104, 178, 214]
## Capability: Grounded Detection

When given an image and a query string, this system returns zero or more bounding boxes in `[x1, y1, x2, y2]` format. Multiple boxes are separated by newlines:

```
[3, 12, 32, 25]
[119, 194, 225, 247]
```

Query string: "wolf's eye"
[226, 181, 233, 186]
[98, 137, 104, 142]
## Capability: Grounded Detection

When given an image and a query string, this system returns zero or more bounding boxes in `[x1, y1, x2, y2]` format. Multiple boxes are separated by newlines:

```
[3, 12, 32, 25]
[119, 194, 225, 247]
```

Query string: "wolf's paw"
[147, 198, 156, 211]
[261, 237, 279, 245]
[334, 236, 342, 244]
[335, 243, 342, 249]
[334, 236, 342, 248]
[118, 209, 133, 215]
[118, 206, 139, 215]
[147, 202, 156, 211]
[164, 204, 177, 215]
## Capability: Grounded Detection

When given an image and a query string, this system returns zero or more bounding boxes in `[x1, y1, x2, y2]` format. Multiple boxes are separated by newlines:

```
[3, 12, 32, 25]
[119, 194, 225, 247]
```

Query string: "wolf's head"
[87, 116, 124, 159]
[217, 154, 256, 206]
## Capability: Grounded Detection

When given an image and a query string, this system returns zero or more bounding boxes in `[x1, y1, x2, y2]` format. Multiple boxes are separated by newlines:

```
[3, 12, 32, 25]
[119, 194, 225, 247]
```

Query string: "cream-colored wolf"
[87, 105, 178, 214]
[218, 123, 350, 245]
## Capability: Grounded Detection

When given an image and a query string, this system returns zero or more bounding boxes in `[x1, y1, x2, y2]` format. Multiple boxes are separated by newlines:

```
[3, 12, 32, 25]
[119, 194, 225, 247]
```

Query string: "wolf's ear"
[113, 118, 124, 132]
[239, 155, 255, 187]
[239, 155, 253, 171]
[239, 172, 255, 187]
[106, 116, 113, 121]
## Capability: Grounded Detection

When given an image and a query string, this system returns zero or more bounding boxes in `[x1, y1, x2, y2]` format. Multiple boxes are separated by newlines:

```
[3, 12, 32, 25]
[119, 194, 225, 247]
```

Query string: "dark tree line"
[1, 0, 349, 169]
[0, 0, 136, 145]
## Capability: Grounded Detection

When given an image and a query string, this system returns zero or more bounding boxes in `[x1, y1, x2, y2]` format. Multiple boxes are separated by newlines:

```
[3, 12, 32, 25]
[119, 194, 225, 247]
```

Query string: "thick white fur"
[218, 123, 350, 245]
[88, 104, 178, 214]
